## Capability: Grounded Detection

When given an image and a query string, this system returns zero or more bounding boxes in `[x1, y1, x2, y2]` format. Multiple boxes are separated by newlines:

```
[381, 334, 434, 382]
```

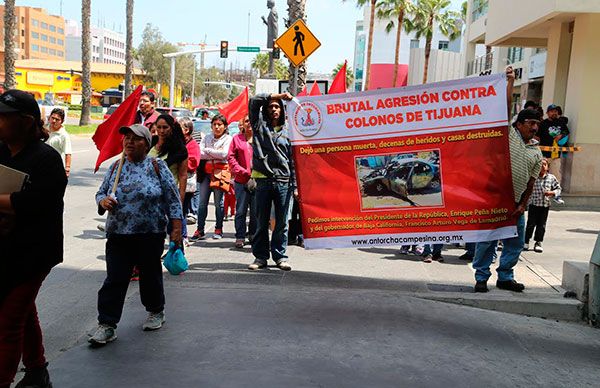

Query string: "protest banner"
[286, 74, 517, 249]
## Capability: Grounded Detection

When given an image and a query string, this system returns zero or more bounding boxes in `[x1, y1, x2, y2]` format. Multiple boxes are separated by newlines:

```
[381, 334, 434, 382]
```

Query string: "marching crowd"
[0, 65, 570, 388]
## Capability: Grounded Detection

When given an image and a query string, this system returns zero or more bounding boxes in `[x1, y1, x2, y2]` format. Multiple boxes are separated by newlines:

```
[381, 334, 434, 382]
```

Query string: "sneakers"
[523, 242, 530, 251]
[410, 245, 424, 255]
[422, 254, 433, 263]
[213, 228, 223, 239]
[432, 253, 444, 262]
[534, 241, 543, 253]
[248, 260, 267, 270]
[186, 214, 197, 225]
[474, 281, 489, 293]
[459, 252, 473, 262]
[277, 261, 292, 271]
[97, 223, 105, 232]
[190, 229, 205, 242]
[15, 362, 52, 388]
[142, 311, 165, 331]
[235, 239, 245, 248]
[88, 324, 117, 345]
[496, 279, 525, 292]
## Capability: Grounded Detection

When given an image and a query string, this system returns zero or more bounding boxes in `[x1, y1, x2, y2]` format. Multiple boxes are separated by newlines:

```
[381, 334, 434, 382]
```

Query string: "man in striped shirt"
[473, 67, 543, 293]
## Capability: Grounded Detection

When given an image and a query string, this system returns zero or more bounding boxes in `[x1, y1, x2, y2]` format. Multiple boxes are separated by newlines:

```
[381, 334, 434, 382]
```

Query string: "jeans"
[465, 242, 476, 257]
[0, 271, 48, 387]
[525, 205, 549, 243]
[196, 176, 224, 232]
[473, 214, 525, 282]
[252, 179, 292, 264]
[98, 234, 165, 327]
[234, 182, 256, 240]
[422, 244, 443, 256]
[190, 183, 200, 216]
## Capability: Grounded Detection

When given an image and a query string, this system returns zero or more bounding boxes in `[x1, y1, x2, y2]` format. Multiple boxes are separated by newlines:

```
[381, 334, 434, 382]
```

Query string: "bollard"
[588, 232, 600, 327]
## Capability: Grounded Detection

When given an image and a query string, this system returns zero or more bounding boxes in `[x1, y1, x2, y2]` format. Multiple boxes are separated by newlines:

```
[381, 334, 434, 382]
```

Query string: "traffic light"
[220, 40, 228, 58]
[272, 42, 280, 59]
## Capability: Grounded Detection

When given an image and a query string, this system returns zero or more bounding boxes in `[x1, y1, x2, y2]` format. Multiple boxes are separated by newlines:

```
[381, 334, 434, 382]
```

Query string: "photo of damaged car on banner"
[286, 74, 517, 250]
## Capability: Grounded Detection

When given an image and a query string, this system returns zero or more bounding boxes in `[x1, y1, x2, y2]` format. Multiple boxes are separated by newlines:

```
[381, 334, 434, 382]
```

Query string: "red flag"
[92, 85, 143, 172]
[309, 81, 322, 96]
[329, 61, 347, 94]
[218, 87, 249, 124]
[297, 85, 308, 97]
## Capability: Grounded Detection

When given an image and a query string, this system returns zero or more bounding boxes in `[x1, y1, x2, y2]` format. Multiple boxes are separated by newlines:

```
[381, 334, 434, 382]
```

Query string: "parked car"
[155, 107, 193, 119]
[193, 108, 219, 119]
[192, 119, 212, 143]
[360, 158, 441, 204]
[103, 104, 120, 120]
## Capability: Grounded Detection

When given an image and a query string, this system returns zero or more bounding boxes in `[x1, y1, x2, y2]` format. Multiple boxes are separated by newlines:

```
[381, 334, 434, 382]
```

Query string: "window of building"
[507, 47, 524, 64]
[58, 27, 64, 34]
[50, 36, 56, 44]
[21, 16, 24, 23]
[41, 46, 48, 53]
[57, 39, 64, 45]
[41, 22, 48, 29]
[49, 25, 56, 32]
[21, 43, 25, 49]
[32, 19, 39, 27]
[410, 39, 420, 49]
[32, 31, 39, 39]
[472, 0, 489, 22]
[57, 51, 63, 57]
[49, 48, 56, 55]
[21, 29, 25, 37]
[438, 41, 449, 50]
[41, 34, 48, 42]
[32, 44, 39, 51]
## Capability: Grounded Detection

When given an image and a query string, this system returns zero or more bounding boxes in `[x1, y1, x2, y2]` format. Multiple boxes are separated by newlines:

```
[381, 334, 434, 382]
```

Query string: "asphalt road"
[23, 135, 600, 388]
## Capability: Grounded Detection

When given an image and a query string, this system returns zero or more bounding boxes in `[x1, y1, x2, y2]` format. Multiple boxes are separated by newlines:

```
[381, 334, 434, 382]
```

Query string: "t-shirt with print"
[538, 118, 569, 158]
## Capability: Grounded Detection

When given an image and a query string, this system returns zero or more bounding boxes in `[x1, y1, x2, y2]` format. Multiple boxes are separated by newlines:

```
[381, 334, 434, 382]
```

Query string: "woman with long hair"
[0, 90, 67, 388]
[178, 117, 201, 243]
[190, 114, 232, 241]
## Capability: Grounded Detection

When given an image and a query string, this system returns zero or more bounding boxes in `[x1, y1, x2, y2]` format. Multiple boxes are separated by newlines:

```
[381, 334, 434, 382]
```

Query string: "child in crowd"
[223, 186, 236, 221]
[525, 158, 561, 253]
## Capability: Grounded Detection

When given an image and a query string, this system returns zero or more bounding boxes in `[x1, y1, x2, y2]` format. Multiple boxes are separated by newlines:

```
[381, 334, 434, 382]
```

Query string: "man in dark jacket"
[537, 104, 569, 183]
[247, 92, 295, 271]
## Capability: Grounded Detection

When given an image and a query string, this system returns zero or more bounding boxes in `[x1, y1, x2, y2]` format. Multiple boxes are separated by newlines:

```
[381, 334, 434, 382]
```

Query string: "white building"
[354, 3, 462, 89]
[65, 20, 125, 65]
[461, 0, 600, 200]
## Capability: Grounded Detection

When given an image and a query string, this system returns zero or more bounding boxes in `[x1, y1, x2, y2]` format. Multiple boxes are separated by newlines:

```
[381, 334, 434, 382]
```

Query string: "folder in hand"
[0, 164, 29, 194]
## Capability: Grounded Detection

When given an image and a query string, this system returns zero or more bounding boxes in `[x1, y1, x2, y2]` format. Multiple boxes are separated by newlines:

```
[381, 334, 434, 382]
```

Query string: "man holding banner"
[473, 68, 543, 293]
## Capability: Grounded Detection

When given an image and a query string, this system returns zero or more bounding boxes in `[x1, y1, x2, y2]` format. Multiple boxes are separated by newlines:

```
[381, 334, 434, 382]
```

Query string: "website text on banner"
[286, 74, 517, 249]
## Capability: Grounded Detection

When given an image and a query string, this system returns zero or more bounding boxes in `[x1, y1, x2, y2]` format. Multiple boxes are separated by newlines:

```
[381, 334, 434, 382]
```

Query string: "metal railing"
[467, 51, 494, 76]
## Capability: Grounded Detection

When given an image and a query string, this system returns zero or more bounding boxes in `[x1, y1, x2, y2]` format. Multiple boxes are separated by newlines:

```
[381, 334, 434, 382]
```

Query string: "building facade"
[0, 6, 66, 63]
[462, 0, 600, 198]
[65, 19, 126, 65]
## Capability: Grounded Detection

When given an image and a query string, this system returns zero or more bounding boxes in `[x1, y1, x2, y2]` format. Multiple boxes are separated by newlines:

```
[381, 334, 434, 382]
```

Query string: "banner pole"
[110, 152, 126, 195]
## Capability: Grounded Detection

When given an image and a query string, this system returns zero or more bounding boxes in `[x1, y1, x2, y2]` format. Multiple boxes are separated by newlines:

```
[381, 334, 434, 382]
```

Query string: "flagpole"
[111, 152, 126, 195]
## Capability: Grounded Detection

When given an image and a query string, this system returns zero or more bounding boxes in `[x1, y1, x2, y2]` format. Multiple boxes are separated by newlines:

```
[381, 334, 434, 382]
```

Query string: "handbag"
[209, 167, 232, 193]
[163, 242, 189, 275]
[185, 172, 197, 193]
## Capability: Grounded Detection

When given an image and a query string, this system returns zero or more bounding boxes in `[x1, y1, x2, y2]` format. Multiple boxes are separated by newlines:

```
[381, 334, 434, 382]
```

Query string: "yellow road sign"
[275, 19, 321, 67]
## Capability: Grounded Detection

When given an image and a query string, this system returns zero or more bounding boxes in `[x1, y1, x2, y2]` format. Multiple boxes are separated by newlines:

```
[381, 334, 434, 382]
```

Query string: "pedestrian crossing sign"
[275, 19, 321, 67]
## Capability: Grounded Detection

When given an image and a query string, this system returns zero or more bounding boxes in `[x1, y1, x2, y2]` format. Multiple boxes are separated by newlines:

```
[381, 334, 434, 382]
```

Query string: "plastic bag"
[163, 242, 188, 275]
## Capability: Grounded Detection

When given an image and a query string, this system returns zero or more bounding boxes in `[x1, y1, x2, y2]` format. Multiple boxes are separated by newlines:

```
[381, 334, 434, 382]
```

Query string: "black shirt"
[538, 118, 569, 157]
[0, 140, 67, 291]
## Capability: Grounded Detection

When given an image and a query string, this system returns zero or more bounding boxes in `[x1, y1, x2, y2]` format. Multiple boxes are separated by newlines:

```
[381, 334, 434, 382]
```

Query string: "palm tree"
[376, 0, 413, 87]
[405, 0, 461, 84]
[332, 62, 355, 89]
[79, 0, 92, 126]
[3, 0, 16, 89]
[251, 53, 269, 78]
[344, 0, 379, 90]
[287, 0, 307, 94]
[124, 0, 134, 97]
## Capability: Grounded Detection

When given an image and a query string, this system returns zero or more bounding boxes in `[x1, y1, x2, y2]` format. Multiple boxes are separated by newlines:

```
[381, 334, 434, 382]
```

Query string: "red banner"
[286, 75, 516, 249]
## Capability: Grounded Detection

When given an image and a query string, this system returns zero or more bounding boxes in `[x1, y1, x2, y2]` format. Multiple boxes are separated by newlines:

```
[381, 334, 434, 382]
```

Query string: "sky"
[5, 0, 463, 75]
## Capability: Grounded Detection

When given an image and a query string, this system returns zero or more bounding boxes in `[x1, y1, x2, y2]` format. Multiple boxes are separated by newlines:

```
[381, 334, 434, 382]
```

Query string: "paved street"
[27, 136, 600, 387]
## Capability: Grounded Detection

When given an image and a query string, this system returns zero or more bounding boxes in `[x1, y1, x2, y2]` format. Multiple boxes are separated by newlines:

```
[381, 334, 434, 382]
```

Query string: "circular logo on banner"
[293, 101, 323, 137]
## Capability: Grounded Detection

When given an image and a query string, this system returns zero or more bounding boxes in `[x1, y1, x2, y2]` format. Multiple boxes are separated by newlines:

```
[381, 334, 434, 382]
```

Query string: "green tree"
[331, 62, 354, 89]
[405, 0, 461, 84]
[376, 0, 414, 87]
[287, 0, 307, 93]
[124, 0, 134, 97]
[197, 67, 228, 105]
[79, 0, 92, 126]
[343, 0, 379, 90]
[3, 0, 16, 89]
[252, 53, 289, 80]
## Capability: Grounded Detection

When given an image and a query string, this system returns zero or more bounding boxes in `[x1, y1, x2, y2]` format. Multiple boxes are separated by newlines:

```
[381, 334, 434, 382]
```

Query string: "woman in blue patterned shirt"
[89, 124, 183, 346]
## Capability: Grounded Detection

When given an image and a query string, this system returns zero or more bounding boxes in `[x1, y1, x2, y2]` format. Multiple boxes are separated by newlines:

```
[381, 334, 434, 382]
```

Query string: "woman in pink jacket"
[227, 115, 256, 248]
